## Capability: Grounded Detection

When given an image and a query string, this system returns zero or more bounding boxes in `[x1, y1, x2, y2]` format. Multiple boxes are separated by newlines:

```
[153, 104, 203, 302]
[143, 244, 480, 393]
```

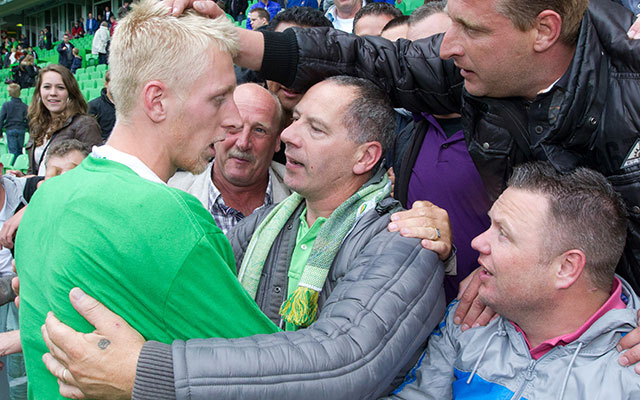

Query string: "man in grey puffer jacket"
[390, 162, 640, 400]
[40, 76, 447, 400]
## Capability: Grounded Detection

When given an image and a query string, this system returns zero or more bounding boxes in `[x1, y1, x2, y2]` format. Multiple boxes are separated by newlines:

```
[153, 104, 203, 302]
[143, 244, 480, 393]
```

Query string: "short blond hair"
[109, 0, 239, 122]
[7, 83, 20, 98]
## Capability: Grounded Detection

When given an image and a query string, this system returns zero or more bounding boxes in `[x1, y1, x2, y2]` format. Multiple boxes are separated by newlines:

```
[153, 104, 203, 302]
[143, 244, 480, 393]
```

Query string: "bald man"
[169, 83, 291, 234]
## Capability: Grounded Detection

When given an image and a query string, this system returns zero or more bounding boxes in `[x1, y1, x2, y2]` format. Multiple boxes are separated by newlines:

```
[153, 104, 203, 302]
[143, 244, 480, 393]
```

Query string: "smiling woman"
[26, 64, 102, 176]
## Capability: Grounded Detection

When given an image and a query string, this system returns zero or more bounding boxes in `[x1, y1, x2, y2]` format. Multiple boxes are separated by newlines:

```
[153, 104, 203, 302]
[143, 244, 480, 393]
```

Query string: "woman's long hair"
[20, 54, 34, 68]
[28, 64, 87, 146]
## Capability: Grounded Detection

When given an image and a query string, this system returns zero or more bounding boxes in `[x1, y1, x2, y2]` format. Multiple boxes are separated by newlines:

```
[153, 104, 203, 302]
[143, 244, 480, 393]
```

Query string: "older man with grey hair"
[169, 83, 290, 234]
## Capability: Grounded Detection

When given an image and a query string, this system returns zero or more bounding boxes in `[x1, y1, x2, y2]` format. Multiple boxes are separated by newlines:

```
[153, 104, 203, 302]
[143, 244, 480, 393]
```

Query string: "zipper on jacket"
[510, 359, 536, 400]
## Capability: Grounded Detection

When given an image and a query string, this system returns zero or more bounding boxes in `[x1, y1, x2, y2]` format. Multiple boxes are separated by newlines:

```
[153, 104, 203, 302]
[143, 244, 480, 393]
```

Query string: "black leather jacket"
[259, 0, 640, 291]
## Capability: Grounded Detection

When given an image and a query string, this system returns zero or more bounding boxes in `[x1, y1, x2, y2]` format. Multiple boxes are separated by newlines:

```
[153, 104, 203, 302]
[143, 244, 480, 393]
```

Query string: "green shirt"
[16, 156, 279, 399]
[285, 208, 326, 331]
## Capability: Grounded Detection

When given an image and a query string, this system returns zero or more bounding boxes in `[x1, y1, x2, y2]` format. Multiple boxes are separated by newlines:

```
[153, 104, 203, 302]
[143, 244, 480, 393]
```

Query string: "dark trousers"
[5, 129, 24, 165]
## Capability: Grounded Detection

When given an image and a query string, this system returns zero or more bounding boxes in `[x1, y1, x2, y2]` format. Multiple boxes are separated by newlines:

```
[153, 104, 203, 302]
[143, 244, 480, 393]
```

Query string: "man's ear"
[533, 10, 563, 52]
[353, 141, 382, 176]
[554, 249, 586, 290]
[274, 136, 281, 153]
[142, 81, 168, 123]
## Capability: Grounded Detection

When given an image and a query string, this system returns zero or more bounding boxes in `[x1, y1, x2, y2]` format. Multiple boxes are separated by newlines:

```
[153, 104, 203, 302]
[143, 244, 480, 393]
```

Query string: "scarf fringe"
[280, 286, 319, 328]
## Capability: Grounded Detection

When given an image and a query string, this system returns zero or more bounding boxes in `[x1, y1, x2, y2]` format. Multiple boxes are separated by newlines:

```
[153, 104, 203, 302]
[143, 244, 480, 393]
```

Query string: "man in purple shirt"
[393, 4, 489, 301]
[394, 113, 490, 302]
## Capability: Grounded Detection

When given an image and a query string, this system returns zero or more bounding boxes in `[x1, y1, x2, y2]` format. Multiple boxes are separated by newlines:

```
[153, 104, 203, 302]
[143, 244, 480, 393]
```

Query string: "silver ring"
[434, 227, 441, 240]
[62, 368, 69, 384]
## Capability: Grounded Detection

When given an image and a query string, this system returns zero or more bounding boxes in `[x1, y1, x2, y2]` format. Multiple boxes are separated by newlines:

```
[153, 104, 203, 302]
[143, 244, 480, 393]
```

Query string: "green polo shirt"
[286, 208, 326, 331]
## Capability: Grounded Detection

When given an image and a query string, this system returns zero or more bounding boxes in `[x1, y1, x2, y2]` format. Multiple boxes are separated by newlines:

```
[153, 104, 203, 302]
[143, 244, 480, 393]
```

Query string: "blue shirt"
[246, 0, 282, 30]
[86, 18, 99, 34]
[285, 0, 318, 8]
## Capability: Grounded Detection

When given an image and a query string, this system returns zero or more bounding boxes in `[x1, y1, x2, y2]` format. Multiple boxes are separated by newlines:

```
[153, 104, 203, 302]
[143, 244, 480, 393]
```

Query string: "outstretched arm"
[163, 0, 265, 70]
[164, 0, 462, 114]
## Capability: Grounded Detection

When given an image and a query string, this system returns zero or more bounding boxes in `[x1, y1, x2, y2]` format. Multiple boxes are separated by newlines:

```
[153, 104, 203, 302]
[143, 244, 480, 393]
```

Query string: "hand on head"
[163, 0, 225, 18]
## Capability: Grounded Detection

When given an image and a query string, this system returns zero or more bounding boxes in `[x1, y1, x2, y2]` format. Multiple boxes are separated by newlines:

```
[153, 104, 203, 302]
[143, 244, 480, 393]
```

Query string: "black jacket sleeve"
[260, 27, 464, 115]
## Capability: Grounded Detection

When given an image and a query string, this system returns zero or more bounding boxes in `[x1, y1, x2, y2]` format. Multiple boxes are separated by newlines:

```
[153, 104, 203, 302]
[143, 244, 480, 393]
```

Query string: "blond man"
[15, 1, 279, 398]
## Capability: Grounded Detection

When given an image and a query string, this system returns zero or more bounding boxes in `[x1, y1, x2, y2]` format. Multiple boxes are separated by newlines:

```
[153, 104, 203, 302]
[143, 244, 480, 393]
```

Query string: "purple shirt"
[407, 114, 491, 302]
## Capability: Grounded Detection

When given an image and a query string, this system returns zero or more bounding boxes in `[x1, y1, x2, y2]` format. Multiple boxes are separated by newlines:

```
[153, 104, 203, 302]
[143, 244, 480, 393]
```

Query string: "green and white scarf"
[238, 173, 391, 328]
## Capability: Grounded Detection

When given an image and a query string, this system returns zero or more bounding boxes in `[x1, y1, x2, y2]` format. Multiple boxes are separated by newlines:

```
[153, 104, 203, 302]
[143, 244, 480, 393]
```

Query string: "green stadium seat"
[91, 79, 103, 89]
[13, 154, 29, 173]
[76, 74, 90, 82]
[0, 153, 13, 170]
[85, 65, 97, 73]
[85, 54, 98, 67]
[88, 88, 102, 100]
[89, 71, 103, 80]
[95, 64, 107, 73]
[79, 80, 93, 90]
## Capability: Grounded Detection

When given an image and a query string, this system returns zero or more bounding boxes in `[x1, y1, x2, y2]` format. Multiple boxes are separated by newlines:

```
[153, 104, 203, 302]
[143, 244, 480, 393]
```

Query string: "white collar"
[537, 76, 562, 95]
[91, 145, 165, 185]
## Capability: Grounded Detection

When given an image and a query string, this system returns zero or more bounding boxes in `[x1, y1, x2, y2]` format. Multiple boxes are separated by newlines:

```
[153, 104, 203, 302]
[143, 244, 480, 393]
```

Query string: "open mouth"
[281, 87, 301, 98]
[285, 154, 304, 167]
[459, 68, 475, 78]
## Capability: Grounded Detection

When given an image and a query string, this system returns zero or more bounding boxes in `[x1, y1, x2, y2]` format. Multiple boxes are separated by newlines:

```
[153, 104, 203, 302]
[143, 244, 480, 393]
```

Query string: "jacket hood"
[574, 276, 639, 349]
[1, 174, 28, 213]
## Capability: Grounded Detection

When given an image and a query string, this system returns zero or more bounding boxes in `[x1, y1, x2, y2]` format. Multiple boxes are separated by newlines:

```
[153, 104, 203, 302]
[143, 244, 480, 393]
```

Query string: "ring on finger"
[62, 368, 69, 384]
[434, 227, 441, 240]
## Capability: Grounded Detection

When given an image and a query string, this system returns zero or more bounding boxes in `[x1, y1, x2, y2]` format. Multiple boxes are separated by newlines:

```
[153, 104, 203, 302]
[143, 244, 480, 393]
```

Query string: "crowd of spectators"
[0, 0, 637, 399]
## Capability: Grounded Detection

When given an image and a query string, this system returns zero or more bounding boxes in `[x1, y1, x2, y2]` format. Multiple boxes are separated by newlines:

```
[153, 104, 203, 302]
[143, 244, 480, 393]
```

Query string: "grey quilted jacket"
[133, 185, 446, 399]
[388, 277, 640, 400]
